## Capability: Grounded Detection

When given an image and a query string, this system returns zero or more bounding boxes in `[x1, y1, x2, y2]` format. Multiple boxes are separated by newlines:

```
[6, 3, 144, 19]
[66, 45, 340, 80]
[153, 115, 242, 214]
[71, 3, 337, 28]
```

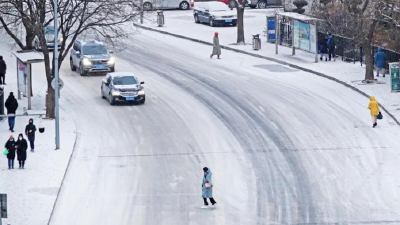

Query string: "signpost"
[389, 62, 400, 92]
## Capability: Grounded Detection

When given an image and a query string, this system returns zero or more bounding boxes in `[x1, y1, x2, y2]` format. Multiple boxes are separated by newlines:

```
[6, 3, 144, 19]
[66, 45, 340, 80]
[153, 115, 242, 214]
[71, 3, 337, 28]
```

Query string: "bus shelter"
[275, 12, 321, 63]
[12, 50, 44, 109]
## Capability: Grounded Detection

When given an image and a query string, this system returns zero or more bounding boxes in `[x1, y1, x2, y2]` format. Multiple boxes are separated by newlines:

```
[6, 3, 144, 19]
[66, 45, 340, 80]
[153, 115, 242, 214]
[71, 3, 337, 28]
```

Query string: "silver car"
[101, 72, 145, 105]
[33, 26, 63, 50]
[142, 0, 193, 10]
[70, 40, 115, 76]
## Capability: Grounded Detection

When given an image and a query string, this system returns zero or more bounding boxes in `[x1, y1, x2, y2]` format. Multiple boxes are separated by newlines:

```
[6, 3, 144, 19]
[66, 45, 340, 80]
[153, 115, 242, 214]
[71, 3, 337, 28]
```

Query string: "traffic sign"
[51, 78, 64, 90]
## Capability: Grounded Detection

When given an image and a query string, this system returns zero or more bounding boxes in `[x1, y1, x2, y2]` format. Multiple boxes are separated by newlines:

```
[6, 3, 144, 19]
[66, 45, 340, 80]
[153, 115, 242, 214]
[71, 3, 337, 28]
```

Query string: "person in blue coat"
[201, 167, 217, 208]
[374, 47, 387, 77]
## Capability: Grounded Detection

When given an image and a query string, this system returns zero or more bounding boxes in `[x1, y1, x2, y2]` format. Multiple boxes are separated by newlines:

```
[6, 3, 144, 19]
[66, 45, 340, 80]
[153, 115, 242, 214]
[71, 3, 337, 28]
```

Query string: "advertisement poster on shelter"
[294, 20, 311, 52]
[17, 60, 28, 97]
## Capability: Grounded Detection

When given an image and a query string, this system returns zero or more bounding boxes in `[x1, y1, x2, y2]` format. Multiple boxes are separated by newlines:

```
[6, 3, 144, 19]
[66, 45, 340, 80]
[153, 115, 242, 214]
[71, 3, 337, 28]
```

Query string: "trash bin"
[157, 10, 165, 27]
[253, 34, 261, 50]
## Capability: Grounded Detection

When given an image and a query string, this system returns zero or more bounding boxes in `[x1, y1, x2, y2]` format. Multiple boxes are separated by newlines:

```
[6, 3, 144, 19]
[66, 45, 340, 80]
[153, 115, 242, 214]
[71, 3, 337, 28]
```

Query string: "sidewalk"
[0, 32, 77, 225]
[138, 9, 400, 124]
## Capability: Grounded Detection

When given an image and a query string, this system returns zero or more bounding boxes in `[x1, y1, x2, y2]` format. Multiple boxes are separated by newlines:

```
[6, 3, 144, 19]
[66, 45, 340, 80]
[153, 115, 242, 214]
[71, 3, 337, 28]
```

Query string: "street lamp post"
[54, 0, 60, 149]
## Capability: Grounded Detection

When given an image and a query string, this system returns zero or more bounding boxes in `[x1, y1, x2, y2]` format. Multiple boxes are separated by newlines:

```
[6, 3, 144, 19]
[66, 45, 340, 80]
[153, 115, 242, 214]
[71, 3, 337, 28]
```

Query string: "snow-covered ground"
[0, 34, 76, 225]
[140, 9, 400, 123]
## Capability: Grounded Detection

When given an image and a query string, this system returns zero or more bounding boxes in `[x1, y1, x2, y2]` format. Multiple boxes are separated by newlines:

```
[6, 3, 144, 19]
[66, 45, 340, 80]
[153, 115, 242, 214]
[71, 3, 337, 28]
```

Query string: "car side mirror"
[140, 81, 145, 85]
[109, 50, 114, 54]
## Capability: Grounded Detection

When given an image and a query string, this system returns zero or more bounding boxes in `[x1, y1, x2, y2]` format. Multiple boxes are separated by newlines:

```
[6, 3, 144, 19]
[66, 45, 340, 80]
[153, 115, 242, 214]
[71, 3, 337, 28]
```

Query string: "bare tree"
[233, 0, 246, 44]
[0, 0, 140, 118]
[313, 0, 396, 81]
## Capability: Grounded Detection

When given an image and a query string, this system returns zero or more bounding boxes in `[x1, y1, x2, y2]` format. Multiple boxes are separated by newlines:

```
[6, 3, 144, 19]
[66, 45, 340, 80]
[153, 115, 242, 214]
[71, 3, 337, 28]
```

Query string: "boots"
[373, 122, 377, 128]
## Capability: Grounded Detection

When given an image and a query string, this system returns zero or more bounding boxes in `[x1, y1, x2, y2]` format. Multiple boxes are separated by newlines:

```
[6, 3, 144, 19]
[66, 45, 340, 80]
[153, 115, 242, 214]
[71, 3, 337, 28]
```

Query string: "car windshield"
[44, 26, 55, 34]
[113, 76, 138, 85]
[82, 45, 108, 55]
[210, 4, 229, 11]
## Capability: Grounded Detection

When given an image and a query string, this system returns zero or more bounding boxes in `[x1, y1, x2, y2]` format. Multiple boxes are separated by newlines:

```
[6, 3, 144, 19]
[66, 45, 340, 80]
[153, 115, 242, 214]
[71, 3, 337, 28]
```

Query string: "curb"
[134, 23, 400, 126]
[47, 110, 79, 225]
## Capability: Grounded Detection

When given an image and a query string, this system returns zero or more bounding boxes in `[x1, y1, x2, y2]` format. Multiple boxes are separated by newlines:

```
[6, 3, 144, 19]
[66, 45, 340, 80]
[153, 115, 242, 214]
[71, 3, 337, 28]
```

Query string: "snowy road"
[50, 30, 400, 225]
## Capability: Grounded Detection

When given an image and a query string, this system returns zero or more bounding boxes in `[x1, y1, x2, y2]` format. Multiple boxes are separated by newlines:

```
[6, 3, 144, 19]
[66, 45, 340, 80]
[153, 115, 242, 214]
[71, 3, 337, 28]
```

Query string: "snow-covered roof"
[277, 12, 321, 21]
[13, 50, 44, 64]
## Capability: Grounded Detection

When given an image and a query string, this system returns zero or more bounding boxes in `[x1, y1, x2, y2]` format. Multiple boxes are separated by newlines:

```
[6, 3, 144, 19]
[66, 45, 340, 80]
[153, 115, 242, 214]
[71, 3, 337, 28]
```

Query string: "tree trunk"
[46, 84, 55, 118]
[236, 6, 245, 45]
[364, 43, 374, 81]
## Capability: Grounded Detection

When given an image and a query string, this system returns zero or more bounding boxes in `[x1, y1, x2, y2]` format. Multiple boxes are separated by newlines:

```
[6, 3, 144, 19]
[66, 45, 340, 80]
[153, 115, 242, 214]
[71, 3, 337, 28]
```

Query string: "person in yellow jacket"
[367, 96, 380, 128]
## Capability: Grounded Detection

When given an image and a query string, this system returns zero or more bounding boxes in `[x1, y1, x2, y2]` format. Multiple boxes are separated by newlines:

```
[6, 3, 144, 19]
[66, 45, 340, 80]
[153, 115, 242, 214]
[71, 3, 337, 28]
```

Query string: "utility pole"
[140, 0, 144, 24]
[54, 0, 60, 149]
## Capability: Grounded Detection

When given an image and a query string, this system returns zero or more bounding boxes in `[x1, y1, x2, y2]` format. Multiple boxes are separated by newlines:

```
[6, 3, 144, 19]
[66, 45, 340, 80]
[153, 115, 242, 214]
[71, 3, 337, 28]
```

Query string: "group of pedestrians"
[4, 119, 36, 169]
[319, 33, 336, 62]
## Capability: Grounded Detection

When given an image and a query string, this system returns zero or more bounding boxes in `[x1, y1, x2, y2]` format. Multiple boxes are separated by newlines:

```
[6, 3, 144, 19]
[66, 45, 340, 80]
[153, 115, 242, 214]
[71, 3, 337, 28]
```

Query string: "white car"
[193, 2, 237, 27]
[101, 72, 145, 105]
[142, 0, 193, 10]
[33, 26, 63, 50]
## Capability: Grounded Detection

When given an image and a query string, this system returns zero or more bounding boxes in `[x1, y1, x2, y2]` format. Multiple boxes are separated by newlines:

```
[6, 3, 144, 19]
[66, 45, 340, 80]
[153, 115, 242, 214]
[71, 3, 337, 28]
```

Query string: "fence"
[317, 32, 400, 67]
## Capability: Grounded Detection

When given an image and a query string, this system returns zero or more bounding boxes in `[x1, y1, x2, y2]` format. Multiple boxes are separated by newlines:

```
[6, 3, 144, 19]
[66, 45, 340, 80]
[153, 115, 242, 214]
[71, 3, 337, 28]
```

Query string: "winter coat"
[202, 170, 213, 198]
[368, 96, 380, 116]
[374, 47, 386, 69]
[5, 140, 16, 160]
[16, 139, 28, 161]
[5, 96, 18, 114]
[0, 59, 6, 75]
[25, 123, 37, 140]
[327, 35, 335, 50]
[320, 39, 328, 54]
[212, 37, 221, 56]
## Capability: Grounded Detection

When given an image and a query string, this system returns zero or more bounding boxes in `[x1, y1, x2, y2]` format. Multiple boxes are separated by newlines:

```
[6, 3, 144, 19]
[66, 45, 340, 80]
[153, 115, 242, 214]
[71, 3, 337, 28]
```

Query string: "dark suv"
[70, 40, 115, 76]
[249, 0, 281, 8]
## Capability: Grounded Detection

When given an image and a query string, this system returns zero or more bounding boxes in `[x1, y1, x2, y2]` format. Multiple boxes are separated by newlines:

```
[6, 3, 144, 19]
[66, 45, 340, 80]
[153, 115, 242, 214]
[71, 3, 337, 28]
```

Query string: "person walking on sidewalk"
[16, 133, 28, 169]
[0, 56, 6, 85]
[210, 32, 221, 59]
[374, 47, 387, 77]
[5, 135, 16, 169]
[368, 96, 380, 128]
[25, 118, 37, 152]
[5, 92, 18, 132]
[201, 167, 217, 209]
[327, 33, 336, 61]
[319, 38, 328, 61]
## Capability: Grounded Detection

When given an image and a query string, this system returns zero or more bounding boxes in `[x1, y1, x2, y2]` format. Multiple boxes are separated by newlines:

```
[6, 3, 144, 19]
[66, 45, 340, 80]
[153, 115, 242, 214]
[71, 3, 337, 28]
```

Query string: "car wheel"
[249, 5, 256, 8]
[209, 18, 214, 27]
[228, 0, 236, 8]
[70, 58, 76, 71]
[140, 96, 146, 104]
[111, 66, 115, 72]
[79, 64, 87, 76]
[143, 2, 152, 11]
[194, 14, 200, 23]
[257, 0, 267, 9]
[101, 87, 106, 99]
[109, 96, 116, 105]
[232, 22, 237, 27]
[179, 1, 189, 10]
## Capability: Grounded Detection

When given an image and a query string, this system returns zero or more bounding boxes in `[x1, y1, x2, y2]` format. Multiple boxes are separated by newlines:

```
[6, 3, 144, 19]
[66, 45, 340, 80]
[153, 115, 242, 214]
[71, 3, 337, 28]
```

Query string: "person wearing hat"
[0, 56, 6, 85]
[201, 167, 217, 208]
[16, 133, 28, 169]
[5, 92, 18, 132]
[25, 118, 37, 152]
[210, 32, 221, 59]
[5, 135, 16, 169]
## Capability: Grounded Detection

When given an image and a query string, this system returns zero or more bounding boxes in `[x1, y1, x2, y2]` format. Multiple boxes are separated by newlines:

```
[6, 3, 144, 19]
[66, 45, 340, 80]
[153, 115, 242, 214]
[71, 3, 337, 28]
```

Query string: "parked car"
[33, 26, 63, 51]
[142, 0, 193, 10]
[248, 0, 281, 9]
[101, 72, 145, 105]
[193, 2, 237, 27]
[70, 40, 115, 76]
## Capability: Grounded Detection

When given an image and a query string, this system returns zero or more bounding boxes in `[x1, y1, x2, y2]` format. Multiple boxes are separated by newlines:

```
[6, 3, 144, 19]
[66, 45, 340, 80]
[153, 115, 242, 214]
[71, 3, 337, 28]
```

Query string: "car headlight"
[108, 57, 115, 65]
[138, 89, 145, 95]
[82, 58, 92, 66]
[112, 90, 120, 96]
